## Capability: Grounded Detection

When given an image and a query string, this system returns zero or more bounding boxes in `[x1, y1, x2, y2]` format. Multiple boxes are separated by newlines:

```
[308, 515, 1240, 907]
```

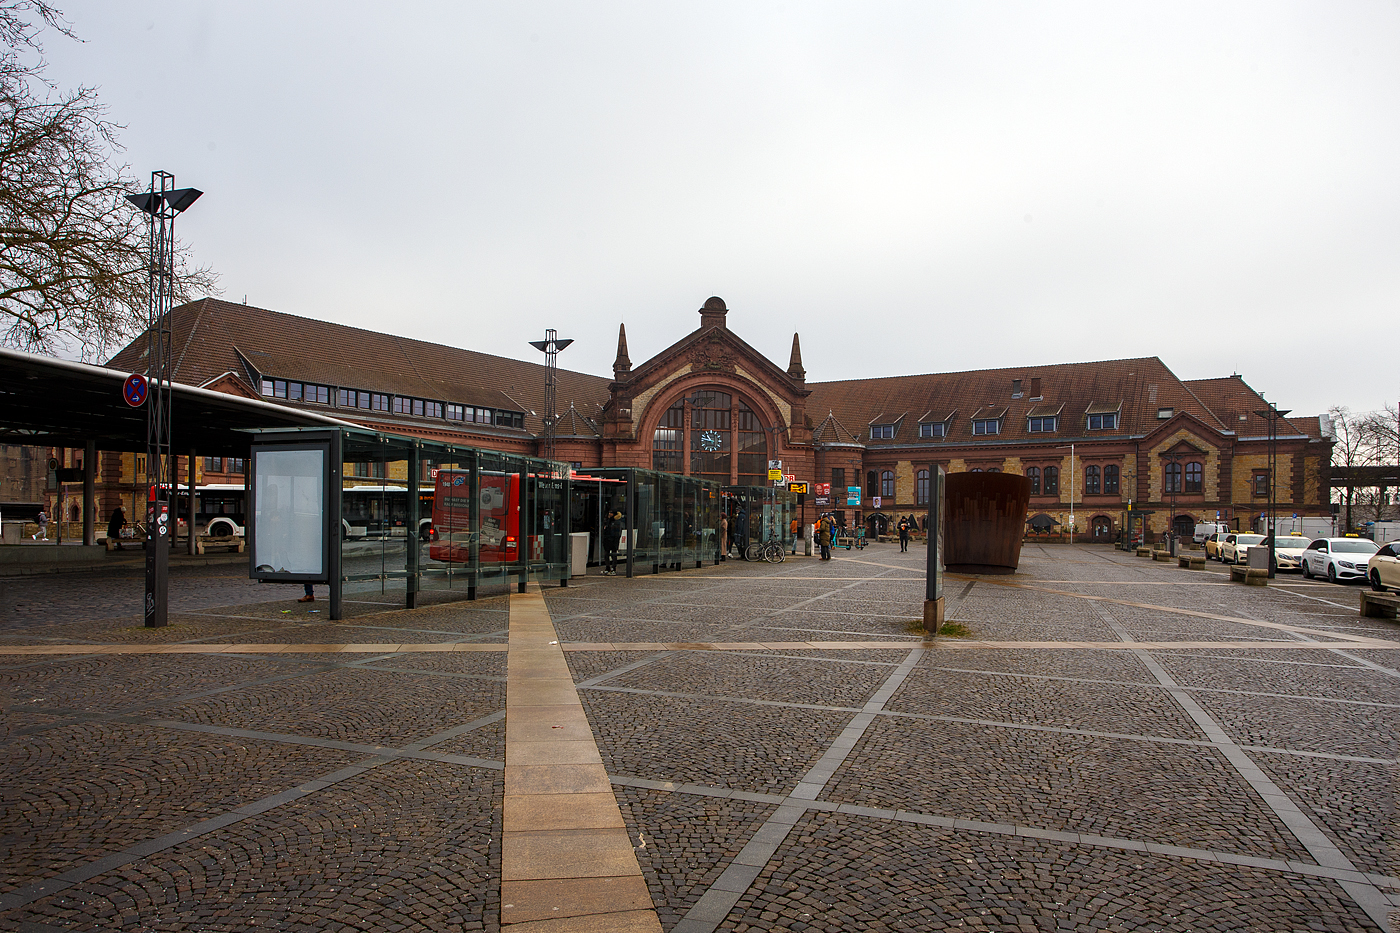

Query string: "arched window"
[1185, 461, 1203, 494]
[689, 391, 732, 484]
[1104, 464, 1120, 495]
[1044, 465, 1059, 495]
[1164, 461, 1182, 494]
[734, 400, 767, 486]
[653, 399, 685, 473]
[916, 469, 929, 505]
[880, 471, 894, 497]
[867, 471, 878, 496]
[1084, 465, 1100, 496]
[1026, 466, 1041, 495]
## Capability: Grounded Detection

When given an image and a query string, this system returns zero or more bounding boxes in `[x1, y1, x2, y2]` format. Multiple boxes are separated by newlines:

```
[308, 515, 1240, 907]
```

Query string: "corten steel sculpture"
[943, 472, 1033, 574]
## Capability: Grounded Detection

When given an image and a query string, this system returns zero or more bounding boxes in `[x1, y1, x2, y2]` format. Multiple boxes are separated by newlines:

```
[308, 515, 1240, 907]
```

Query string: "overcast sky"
[35, 1, 1400, 420]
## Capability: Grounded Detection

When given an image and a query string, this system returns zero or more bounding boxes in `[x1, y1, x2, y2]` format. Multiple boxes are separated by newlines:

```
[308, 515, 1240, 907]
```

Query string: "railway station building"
[62, 294, 1334, 543]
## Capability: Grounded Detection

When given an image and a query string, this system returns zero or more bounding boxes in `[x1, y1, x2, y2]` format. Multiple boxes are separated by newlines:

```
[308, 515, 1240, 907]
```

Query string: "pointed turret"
[612, 323, 631, 375]
[787, 333, 805, 381]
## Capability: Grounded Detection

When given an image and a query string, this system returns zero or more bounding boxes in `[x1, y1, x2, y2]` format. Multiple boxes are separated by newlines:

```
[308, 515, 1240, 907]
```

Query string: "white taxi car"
[1301, 537, 1380, 584]
[1220, 533, 1265, 565]
[1263, 534, 1311, 572]
[1369, 542, 1400, 592]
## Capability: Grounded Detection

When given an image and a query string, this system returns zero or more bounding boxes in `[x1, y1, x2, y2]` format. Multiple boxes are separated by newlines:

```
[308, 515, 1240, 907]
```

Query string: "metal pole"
[83, 440, 95, 546]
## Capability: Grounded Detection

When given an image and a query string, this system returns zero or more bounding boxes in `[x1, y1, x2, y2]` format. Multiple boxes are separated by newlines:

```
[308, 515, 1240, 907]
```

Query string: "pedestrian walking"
[818, 515, 833, 561]
[33, 509, 47, 540]
[718, 513, 729, 561]
[107, 506, 126, 550]
[898, 517, 911, 552]
[602, 510, 623, 575]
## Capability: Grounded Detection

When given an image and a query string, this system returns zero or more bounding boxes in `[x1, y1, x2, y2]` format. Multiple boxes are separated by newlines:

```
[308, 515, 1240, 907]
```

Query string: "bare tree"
[1328, 405, 1376, 532]
[0, 1, 215, 360]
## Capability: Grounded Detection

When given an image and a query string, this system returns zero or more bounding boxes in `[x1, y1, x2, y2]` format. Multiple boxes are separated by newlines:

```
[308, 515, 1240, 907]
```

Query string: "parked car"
[1301, 537, 1380, 583]
[1220, 533, 1265, 565]
[1193, 522, 1229, 546]
[1369, 542, 1400, 592]
[1262, 534, 1312, 572]
[1205, 533, 1227, 561]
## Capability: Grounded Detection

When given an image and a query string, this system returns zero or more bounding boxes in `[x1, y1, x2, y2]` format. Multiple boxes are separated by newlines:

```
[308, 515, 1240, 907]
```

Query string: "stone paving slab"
[2, 542, 1398, 931]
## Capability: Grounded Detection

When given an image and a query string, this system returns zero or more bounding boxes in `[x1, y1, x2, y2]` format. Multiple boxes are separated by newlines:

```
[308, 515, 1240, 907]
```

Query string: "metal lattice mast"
[127, 173, 201, 627]
[529, 329, 573, 464]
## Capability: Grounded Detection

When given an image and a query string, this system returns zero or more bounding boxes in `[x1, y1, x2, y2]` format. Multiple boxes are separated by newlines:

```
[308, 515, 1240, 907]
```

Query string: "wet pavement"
[1, 543, 1397, 931]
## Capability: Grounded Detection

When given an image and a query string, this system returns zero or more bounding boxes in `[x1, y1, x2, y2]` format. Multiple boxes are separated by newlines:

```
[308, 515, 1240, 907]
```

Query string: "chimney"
[1029, 377, 1042, 399]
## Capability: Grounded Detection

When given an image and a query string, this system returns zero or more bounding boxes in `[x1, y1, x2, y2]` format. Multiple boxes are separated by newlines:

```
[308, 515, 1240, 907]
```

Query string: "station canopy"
[0, 347, 353, 456]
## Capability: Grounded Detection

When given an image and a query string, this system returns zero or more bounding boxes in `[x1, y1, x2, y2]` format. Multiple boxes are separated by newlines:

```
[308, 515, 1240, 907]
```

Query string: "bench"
[196, 535, 245, 555]
[1359, 591, 1399, 620]
[1178, 555, 1206, 570]
[1229, 565, 1268, 586]
[1135, 547, 1153, 557]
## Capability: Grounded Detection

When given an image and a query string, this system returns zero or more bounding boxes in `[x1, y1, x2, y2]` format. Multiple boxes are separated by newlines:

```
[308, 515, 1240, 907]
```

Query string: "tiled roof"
[812, 411, 864, 446]
[554, 404, 600, 438]
[1180, 376, 1307, 438]
[806, 357, 1226, 448]
[106, 298, 613, 435]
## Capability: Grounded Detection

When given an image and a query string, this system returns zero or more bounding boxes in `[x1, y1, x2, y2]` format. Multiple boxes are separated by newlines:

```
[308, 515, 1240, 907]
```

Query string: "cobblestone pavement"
[1, 544, 1398, 931]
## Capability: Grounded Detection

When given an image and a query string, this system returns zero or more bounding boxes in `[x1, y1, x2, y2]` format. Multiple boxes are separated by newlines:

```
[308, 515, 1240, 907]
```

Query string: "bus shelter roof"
[0, 347, 357, 456]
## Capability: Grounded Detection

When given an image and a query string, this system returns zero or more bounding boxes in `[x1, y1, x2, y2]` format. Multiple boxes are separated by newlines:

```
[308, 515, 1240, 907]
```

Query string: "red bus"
[427, 469, 519, 564]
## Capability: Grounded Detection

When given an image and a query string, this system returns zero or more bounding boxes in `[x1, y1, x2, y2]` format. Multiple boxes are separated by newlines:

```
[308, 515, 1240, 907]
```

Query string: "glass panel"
[253, 448, 324, 575]
[735, 401, 765, 485]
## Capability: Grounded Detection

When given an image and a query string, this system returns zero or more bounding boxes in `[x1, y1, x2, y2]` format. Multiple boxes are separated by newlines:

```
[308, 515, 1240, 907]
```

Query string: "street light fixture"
[1056, 444, 1075, 544]
[125, 172, 201, 628]
[1253, 403, 1291, 579]
[529, 330, 573, 465]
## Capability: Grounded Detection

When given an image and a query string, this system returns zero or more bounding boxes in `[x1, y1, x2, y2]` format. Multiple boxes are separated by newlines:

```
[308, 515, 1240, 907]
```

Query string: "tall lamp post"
[529, 330, 573, 465]
[126, 172, 201, 628]
[1056, 444, 1075, 544]
[1254, 403, 1291, 579]
[1164, 452, 1182, 553]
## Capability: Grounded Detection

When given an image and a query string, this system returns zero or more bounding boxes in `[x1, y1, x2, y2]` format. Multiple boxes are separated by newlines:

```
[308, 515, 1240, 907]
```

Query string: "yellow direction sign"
[767, 469, 783, 481]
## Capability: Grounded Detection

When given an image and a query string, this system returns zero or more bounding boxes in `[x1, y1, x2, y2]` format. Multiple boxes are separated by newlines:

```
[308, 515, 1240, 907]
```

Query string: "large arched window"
[916, 469, 929, 505]
[648, 389, 771, 485]
[867, 471, 878, 497]
[1184, 461, 1203, 494]
[1044, 465, 1059, 495]
[691, 391, 732, 484]
[1026, 466, 1041, 495]
[1084, 465, 1101, 496]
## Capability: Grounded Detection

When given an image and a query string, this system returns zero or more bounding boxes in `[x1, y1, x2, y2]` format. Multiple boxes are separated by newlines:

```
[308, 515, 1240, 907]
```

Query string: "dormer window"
[1027, 416, 1057, 433]
[919, 422, 946, 438]
[972, 418, 1001, 436]
[1012, 379, 1023, 398]
[1087, 412, 1119, 430]
[870, 424, 896, 440]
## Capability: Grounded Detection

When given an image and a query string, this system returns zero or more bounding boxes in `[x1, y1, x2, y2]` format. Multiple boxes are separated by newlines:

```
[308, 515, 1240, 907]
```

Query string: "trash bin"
[570, 532, 589, 578]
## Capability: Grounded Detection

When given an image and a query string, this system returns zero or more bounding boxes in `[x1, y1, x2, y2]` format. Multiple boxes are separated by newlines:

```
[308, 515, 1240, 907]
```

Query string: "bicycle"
[745, 540, 785, 563]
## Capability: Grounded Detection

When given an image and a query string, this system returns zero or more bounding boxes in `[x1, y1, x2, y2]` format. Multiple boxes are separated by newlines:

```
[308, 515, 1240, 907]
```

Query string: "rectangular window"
[260, 378, 273, 396]
[972, 419, 1000, 435]
[919, 423, 946, 438]
[203, 456, 223, 472]
[870, 424, 895, 439]
[1253, 472, 1269, 498]
[1087, 412, 1118, 430]
[831, 468, 845, 490]
[227, 458, 245, 475]
[446, 404, 465, 421]
[338, 388, 353, 408]
[478, 409, 492, 425]
[394, 397, 409, 414]
[1104, 464, 1120, 495]
[1027, 416, 1057, 433]
[371, 393, 390, 412]
[425, 401, 443, 418]
[304, 384, 329, 404]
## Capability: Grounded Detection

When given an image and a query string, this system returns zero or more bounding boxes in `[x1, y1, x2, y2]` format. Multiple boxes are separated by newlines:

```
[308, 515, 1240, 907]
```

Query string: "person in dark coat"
[898, 516, 911, 552]
[106, 506, 126, 550]
[602, 510, 623, 575]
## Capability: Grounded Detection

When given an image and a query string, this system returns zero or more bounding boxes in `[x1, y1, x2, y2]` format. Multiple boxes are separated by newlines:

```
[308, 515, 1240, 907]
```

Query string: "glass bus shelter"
[570, 467, 723, 578]
[247, 427, 570, 620]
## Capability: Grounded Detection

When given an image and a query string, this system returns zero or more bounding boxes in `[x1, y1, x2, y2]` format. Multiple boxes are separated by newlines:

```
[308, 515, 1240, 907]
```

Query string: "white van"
[1194, 522, 1229, 546]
